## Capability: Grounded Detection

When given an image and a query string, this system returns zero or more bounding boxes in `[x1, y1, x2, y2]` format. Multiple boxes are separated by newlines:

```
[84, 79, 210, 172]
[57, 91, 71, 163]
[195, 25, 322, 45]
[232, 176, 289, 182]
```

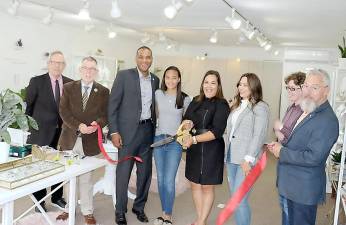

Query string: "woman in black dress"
[182, 70, 230, 225]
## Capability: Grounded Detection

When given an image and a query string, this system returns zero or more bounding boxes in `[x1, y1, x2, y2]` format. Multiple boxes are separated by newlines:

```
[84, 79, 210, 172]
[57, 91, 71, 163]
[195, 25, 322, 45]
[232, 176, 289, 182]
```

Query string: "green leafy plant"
[0, 89, 38, 144]
[331, 151, 346, 163]
[338, 36, 346, 58]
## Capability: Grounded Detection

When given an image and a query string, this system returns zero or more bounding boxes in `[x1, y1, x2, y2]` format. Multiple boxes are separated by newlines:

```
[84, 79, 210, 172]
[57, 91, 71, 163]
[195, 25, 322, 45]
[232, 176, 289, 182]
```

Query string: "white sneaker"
[153, 217, 164, 225]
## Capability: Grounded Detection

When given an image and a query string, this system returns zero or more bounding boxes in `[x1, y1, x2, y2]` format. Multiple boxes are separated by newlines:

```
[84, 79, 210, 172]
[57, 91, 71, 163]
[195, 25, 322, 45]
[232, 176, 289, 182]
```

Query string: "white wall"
[0, 12, 141, 91]
[0, 12, 285, 92]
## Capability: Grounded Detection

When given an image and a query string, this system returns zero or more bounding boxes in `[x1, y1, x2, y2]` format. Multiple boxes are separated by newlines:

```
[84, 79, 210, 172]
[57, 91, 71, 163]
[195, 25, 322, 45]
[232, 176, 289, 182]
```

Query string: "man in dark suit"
[269, 69, 339, 225]
[25, 51, 72, 211]
[58, 56, 109, 225]
[108, 46, 160, 225]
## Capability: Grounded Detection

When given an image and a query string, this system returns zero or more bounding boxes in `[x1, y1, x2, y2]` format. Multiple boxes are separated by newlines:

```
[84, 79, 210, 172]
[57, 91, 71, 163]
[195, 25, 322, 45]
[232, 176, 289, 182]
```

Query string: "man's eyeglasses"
[301, 84, 328, 91]
[285, 86, 301, 92]
[49, 61, 65, 66]
[81, 66, 98, 72]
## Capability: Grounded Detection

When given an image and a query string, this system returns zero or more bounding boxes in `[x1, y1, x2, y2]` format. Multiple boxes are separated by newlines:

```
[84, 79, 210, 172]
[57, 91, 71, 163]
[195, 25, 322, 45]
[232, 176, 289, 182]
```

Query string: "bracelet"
[192, 136, 198, 144]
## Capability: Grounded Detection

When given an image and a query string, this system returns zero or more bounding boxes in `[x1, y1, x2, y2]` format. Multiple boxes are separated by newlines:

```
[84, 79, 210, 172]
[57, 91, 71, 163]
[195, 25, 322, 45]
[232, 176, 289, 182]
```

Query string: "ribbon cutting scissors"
[150, 123, 193, 149]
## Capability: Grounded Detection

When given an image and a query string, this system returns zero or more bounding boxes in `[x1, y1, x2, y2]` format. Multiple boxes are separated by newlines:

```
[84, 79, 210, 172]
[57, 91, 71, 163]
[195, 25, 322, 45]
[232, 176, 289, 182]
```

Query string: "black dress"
[184, 97, 230, 185]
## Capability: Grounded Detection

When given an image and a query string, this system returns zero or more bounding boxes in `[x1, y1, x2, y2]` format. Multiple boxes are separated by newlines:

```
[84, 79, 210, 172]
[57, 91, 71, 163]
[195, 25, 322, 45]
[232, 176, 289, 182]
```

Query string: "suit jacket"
[108, 68, 160, 145]
[224, 101, 270, 164]
[58, 80, 109, 156]
[25, 73, 72, 146]
[277, 101, 338, 205]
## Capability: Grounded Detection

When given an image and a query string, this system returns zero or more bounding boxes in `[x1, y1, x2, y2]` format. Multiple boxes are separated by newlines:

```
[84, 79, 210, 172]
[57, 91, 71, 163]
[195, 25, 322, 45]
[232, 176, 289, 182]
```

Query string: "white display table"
[0, 157, 107, 225]
[93, 142, 136, 208]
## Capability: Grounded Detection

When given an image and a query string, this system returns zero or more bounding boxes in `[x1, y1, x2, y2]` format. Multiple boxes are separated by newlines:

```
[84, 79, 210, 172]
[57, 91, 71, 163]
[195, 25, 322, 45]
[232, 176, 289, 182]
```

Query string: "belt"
[139, 119, 152, 124]
[192, 129, 209, 135]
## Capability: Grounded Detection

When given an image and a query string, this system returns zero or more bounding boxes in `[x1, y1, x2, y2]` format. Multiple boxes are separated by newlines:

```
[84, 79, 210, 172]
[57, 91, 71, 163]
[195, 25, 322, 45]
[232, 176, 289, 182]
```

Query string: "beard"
[300, 98, 317, 114]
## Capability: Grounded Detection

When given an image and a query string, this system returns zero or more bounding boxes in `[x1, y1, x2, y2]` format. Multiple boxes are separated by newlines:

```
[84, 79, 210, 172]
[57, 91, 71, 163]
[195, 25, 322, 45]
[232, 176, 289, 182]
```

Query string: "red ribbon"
[95, 124, 143, 164]
[216, 151, 267, 225]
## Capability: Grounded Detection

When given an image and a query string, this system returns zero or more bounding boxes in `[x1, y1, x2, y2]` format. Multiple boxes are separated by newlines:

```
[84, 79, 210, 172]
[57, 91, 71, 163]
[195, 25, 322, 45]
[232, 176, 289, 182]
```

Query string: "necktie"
[55, 80, 60, 107]
[82, 86, 90, 111]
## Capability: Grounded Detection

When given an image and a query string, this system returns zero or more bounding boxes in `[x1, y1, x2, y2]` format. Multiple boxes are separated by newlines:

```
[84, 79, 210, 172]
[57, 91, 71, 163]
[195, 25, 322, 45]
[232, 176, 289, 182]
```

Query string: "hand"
[273, 120, 283, 131]
[79, 123, 89, 134]
[86, 126, 97, 134]
[90, 121, 98, 126]
[111, 133, 123, 149]
[182, 135, 193, 149]
[267, 141, 282, 158]
[241, 161, 251, 176]
[274, 130, 284, 142]
[181, 120, 194, 131]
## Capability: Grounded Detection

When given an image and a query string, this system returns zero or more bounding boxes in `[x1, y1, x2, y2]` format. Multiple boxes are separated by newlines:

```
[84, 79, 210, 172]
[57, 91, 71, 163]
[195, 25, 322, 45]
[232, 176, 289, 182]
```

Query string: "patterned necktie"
[82, 86, 90, 111]
[55, 80, 60, 107]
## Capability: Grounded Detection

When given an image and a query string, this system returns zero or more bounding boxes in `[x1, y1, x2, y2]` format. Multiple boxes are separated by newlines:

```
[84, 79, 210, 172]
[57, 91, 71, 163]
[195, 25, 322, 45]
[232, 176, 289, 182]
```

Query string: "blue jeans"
[280, 195, 289, 225]
[153, 134, 182, 215]
[287, 199, 317, 225]
[226, 147, 251, 225]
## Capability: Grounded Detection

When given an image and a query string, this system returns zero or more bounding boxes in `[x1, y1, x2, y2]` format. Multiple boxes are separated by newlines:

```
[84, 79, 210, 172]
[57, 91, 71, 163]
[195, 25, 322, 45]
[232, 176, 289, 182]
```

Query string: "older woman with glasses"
[274, 72, 306, 144]
[273, 71, 306, 225]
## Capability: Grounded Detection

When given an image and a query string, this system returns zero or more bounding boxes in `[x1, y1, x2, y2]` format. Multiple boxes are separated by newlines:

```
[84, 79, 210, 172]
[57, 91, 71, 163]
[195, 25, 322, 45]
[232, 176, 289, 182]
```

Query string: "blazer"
[58, 80, 109, 156]
[277, 101, 338, 205]
[25, 73, 72, 146]
[225, 101, 270, 164]
[108, 68, 160, 145]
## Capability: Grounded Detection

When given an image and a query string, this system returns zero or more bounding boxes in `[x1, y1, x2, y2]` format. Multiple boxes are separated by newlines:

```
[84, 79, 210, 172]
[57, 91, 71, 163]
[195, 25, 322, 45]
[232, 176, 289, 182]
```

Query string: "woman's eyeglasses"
[285, 86, 301, 92]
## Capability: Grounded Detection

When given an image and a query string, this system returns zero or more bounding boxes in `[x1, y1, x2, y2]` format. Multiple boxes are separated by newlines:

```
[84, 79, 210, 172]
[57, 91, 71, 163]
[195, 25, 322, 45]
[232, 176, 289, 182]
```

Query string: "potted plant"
[0, 89, 38, 163]
[338, 36, 346, 68]
[331, 151, 346, 165]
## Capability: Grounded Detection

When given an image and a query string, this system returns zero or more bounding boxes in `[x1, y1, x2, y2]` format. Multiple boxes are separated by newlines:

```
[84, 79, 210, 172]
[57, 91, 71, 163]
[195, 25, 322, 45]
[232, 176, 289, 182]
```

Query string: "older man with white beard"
[268, 69, 339, 225]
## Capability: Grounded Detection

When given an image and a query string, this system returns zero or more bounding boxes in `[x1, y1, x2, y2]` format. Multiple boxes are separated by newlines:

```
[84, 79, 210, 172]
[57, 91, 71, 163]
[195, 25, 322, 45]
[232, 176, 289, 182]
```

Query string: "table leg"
[2, 201, 14, 225]
[68, 177, 77, 225]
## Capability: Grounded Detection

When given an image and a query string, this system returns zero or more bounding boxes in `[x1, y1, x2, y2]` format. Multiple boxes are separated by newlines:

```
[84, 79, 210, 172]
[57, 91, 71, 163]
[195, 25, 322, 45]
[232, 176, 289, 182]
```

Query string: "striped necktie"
[82, 86, 90, 111]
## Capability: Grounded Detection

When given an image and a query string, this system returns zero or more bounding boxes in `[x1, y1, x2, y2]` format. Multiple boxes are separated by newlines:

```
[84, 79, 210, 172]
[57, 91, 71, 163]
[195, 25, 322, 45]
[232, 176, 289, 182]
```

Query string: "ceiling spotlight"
[241, 21, 255, 40]
[78, 0, 90, 20]
[264, 41, 272, 51]
[42, 7, 54, 25]
[256, 34, 267, 47]
[164, 1, 183, 20]
[225, 8, 242, 30]
[7, 0, 20, 16]
[209, 31, 218, 44]
[166, 44, 173, 50]
[108, 31, 117, 39]
[110, 0, 121, 18]
[273, 50, 280, 56]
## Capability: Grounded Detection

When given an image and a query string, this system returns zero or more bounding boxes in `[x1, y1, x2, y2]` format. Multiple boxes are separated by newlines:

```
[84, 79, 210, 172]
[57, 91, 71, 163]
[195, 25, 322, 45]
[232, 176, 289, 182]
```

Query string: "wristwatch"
[192, 136, 198, 145]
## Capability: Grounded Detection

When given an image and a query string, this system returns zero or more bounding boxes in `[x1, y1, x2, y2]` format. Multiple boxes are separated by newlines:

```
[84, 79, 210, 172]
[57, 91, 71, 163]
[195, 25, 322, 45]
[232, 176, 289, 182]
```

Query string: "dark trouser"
[287, 199, 317, 225]
[115, 122, 153, 213]
[33, 128, 64, 204]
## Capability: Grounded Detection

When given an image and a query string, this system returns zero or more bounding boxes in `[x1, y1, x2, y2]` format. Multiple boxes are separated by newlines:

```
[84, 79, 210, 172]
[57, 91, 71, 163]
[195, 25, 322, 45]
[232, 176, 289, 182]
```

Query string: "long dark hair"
[161, 66, 187, 109]
[197, 70, 224, 102]
[231, 73, 263, 111]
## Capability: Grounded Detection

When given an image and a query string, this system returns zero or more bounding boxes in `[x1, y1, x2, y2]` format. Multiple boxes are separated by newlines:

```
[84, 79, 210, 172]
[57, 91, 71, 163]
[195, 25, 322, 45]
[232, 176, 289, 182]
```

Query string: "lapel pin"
[94, 88, 98, 92]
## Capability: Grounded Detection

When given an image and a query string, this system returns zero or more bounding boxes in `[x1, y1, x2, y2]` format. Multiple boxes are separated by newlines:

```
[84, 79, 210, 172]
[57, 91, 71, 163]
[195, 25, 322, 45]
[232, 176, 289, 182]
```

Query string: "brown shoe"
[84, 214, 96, 225]
[56, 212, 69, 221]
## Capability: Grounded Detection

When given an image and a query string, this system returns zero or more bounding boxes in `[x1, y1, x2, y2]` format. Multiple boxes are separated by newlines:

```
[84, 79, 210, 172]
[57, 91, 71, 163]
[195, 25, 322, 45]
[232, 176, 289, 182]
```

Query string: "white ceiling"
[1, 0, 346, 49]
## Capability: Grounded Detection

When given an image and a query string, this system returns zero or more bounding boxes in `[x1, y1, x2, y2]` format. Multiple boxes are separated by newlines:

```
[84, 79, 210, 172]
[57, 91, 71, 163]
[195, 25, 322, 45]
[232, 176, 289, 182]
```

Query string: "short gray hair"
[48, 50, 64, 61]
[306, 69, 330, 87]
[81, 56, 98, 65]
